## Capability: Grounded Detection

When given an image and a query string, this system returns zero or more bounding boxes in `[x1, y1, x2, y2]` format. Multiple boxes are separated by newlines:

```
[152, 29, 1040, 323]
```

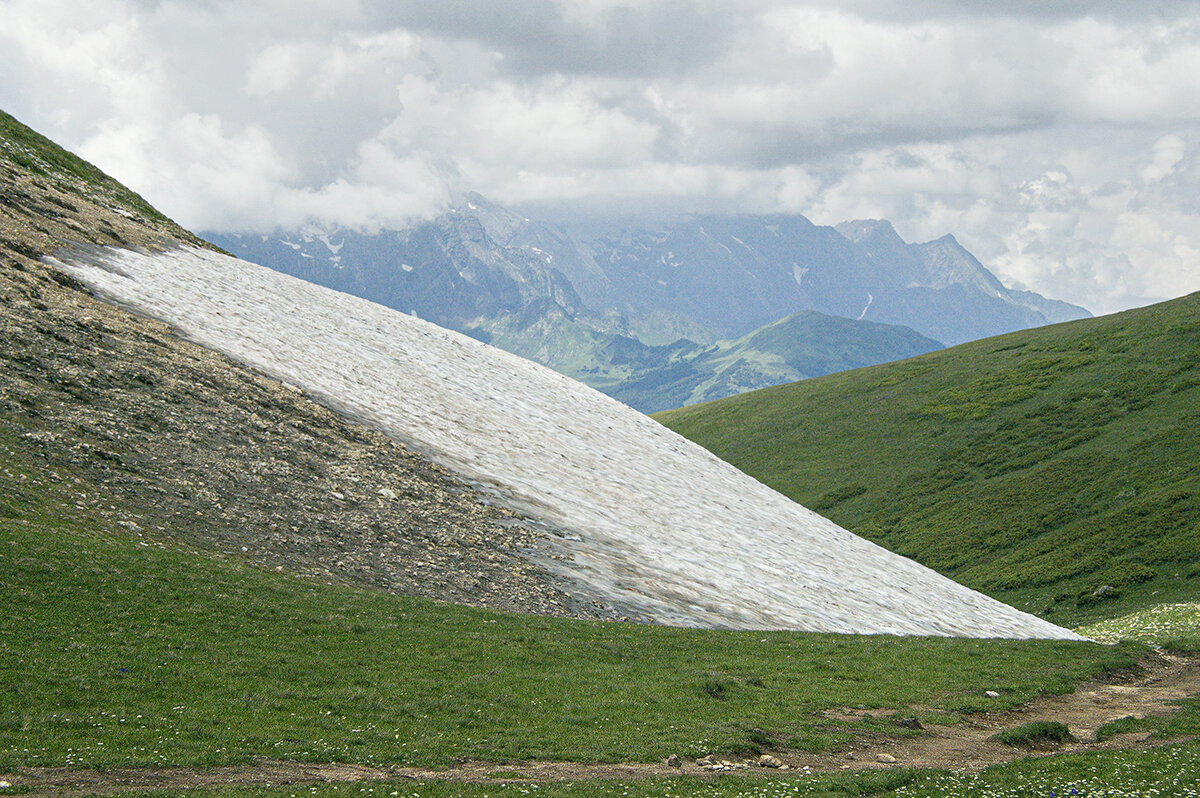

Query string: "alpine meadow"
[2, 68, 1200, 798]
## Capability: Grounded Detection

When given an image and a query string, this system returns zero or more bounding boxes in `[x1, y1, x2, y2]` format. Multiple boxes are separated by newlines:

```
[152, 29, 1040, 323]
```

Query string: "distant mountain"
[586, 213, 1089, 346]
[586, 311, 941, 413]
[207, 194, 1088, 411]
[833, 220, 1089, 344]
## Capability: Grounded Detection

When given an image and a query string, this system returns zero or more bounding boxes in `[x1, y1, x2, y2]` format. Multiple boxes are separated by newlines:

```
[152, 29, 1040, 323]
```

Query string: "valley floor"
[7, 650, 1199, 797]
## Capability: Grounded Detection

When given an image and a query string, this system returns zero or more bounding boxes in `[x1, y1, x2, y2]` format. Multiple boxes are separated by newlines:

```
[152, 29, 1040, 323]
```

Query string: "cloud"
[2, 0, 1199, 312]
[806, 130, 1200, 314]
[836, 0, 1200, 23]
[367, 0, 744, 79]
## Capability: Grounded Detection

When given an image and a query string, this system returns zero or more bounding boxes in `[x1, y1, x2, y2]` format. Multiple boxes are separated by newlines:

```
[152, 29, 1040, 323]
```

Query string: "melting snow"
[52, 245, 1079, 639]
[858, 292, 874, 320]
[317, 234, 344, 256]
[792, 263, 808, 287]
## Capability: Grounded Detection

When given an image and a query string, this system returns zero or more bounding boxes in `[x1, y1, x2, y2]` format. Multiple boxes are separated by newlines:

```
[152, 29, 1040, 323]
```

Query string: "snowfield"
[53, 245, 1080, 639]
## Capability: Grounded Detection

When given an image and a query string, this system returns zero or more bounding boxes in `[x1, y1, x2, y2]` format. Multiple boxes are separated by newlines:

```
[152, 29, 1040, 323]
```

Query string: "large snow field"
[52, 245, 1079, 639]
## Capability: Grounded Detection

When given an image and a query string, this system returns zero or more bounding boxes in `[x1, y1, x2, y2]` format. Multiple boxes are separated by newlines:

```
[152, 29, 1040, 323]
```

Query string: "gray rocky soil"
[0, 120, 624, 622]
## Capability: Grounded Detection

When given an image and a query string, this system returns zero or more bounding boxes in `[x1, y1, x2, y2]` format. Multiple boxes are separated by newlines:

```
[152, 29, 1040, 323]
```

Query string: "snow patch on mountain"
[858, 293, 874, 321]
[52, 245, 1080, 639]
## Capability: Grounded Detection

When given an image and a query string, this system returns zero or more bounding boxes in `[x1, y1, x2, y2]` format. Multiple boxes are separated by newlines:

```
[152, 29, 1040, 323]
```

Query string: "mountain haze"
[208, 195, 1086, 411]
[589, 311, 941, 413]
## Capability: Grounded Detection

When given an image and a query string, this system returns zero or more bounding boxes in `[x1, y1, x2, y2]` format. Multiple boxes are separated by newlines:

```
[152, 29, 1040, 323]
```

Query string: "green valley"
[658, 294, 1200, 627]
[4, 105, 1200, 798]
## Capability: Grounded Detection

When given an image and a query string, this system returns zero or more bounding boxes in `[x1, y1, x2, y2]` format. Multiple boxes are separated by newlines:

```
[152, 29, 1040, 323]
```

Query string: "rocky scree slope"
[0, 109, 621, 620]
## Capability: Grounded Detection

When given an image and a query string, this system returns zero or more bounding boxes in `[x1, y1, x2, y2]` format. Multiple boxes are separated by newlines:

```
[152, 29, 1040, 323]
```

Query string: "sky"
[2, 0, 1199, 314]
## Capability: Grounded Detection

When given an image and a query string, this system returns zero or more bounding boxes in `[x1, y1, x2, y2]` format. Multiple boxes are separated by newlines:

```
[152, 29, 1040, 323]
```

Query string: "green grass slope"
[2, 107, 1195, 797]
[657, 294, 1200, 627]
[0, 429, 1139, 772]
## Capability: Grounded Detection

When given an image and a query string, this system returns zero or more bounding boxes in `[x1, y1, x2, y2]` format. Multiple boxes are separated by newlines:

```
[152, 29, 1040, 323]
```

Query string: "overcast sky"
[3, 0, 1199, 313]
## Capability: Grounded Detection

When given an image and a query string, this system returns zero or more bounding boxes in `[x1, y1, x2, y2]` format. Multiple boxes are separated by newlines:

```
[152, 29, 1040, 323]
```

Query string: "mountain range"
[207, 194, 1087, 412]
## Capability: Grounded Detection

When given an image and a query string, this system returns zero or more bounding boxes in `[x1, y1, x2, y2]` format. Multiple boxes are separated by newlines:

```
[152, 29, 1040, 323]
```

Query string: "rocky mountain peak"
[835, 219, 904, 247]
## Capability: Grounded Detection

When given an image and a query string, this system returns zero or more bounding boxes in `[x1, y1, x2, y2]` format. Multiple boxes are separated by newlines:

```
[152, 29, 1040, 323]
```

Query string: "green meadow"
[658, 292, 1200, 629]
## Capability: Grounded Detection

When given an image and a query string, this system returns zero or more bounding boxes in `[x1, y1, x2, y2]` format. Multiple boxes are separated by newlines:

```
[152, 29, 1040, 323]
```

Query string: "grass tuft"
[992, 720, 1076, 749]
[1095, 714, 1152, 742]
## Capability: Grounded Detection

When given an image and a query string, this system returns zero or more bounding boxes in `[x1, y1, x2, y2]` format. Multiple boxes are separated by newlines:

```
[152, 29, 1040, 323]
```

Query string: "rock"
[876, 753, 897, 764]
[377, 487, 398, 499]
[985, 690, 1000, 698]
[758, 754, 783, 768]
[894, 716, 923, 730]
[695, 755, 714, 766]
[666, 754, 681, 768]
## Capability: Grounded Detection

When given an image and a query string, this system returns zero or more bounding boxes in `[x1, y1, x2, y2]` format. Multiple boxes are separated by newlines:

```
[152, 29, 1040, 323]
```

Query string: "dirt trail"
[835, 648, 1200, 773]
[7, 651, 1199, 796]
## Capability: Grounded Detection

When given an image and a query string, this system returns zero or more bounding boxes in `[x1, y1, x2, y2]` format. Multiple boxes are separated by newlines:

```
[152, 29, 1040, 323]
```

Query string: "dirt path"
[7, 651, 1199, 796]
[831, 648, 1200, 774]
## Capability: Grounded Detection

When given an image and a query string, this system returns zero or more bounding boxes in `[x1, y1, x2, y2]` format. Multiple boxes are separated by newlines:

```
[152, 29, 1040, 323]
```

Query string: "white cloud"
[244, 45, 306, 97]
[1141, 134, 1187, 183]
[2, 0, 1199, 312]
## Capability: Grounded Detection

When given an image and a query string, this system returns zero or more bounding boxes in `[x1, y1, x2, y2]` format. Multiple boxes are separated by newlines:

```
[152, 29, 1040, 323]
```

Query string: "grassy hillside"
[0, 109, 206, 255]
[4, 107, 1199, 797]
[0, 427, 1141, 772]
[658, 293, 1200, 627]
